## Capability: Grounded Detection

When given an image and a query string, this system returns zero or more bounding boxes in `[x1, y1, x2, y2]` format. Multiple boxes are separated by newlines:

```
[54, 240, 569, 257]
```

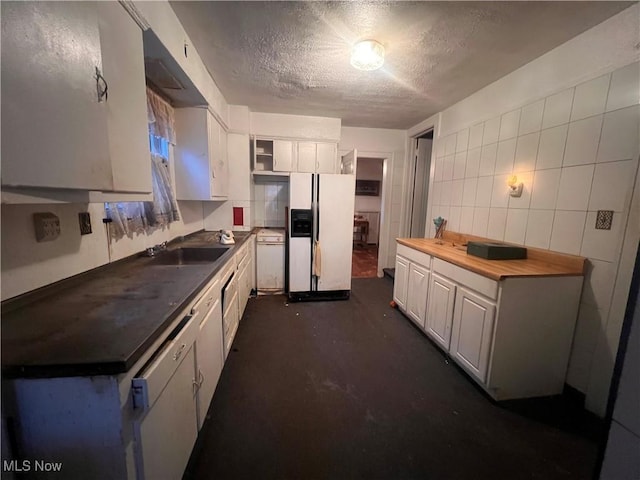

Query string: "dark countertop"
[1, 230, 254, 379]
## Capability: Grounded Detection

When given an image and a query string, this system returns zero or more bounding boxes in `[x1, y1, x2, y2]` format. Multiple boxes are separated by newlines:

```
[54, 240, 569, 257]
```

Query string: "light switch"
[595, 210, 613, 230]
[33, 212, 61, 242]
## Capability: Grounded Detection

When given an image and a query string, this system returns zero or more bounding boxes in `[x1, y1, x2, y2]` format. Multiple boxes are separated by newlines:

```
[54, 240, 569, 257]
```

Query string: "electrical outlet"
[33, 212, 61, 242]
[79, 212, 92, 235]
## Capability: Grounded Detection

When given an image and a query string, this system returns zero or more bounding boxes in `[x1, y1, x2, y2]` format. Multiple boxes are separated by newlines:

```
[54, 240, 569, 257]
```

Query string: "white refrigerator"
[288, 171, 356, 301]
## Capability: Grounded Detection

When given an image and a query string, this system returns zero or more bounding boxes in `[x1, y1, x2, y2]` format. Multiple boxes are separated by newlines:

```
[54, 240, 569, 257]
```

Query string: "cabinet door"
[137, 346, 197, 480]
[393, 255, 410, 311]
[1, 2, 111, 190]
[97, 2, 151, 194]
[195, 297, 224, 430]
[426, 273, 456, 349]
[216, 127, 229, 199]
[450, 288, 496, 383]
[316, 143, 337, 173]
[174, 108, 210, 200]
[407, 263, 429, 329]
[297, 142, 316, 173]
[273, 140, 294, 172]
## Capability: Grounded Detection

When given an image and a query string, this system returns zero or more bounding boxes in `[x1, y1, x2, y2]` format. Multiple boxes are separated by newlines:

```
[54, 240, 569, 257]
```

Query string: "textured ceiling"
[170, 1, 633, 129]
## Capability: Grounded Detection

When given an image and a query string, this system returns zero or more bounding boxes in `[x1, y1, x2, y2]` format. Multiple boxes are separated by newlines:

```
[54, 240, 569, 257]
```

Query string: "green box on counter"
[466, 242, 527, 260]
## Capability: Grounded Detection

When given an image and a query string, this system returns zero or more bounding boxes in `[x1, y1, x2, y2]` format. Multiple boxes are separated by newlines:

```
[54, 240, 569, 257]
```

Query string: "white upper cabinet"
[297, 142, 338, 173]
[272, 140, 294, 172]
[174, 107, 228, 201]
[97, 2, 151, 194]
[1, 2, 151, 195]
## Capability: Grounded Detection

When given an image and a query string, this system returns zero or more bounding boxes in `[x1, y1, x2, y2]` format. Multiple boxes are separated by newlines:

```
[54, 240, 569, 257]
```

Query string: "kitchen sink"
[149, 247, 230, 265]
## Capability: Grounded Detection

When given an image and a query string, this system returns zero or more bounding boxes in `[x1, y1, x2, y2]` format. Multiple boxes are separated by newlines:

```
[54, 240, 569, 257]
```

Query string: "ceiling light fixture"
[351, 40, 385, 71]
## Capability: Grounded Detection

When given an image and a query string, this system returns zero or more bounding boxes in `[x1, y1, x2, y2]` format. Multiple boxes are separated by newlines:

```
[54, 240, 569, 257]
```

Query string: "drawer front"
[397, 243, 431, 269]
[432, 258, 498, 300]
[132, 313, 200, 411]
[192, 276, 221, 315]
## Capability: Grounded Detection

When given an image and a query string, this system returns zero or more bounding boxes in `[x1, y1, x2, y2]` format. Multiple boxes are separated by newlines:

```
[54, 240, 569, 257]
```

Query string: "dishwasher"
[256, 228, 285, 294]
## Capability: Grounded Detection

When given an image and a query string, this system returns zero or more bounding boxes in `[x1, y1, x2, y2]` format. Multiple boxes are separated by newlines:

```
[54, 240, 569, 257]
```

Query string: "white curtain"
[105, 89, 179, 239]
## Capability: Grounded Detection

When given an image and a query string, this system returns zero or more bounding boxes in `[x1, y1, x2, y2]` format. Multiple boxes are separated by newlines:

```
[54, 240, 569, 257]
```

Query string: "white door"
[341, 149, 358, 174]
[426, 273, 456, 349]
[317, 174, 356, 291]
[289, 173, 312, 293]
[297, 142, 316, 173]
[407, 263, 430, 329]
[393, 256, 410, 311]
[450, 288, 496, 382]
[137, 346, 198, 480]
[316, 143, 337, 173]
[2, 1, 111, 190]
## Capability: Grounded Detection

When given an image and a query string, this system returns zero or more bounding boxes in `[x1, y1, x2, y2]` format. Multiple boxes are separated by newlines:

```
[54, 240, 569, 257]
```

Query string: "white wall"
[414, 4, 640, 416]
[340, 126, 407, 272]
[250, 112, 341, 141]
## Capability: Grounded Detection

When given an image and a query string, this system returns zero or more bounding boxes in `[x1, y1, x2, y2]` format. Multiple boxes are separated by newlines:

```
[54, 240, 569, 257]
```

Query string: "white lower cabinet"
[394, 244, 583, 401]
[393, 256, 410, 311]
[135, 345, 198, 480]
[194, 295, 223, 430]
[407, 263, 429, 329]
[425, 273, 456, 350]
[450, 287, 496, 383]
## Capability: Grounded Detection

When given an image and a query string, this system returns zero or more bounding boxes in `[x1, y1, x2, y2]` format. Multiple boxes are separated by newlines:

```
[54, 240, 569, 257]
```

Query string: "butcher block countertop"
[397, 232, 586, 281]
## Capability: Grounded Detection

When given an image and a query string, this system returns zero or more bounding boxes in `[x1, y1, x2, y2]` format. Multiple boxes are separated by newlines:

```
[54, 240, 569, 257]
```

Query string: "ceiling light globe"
[351, 40, 384, 71]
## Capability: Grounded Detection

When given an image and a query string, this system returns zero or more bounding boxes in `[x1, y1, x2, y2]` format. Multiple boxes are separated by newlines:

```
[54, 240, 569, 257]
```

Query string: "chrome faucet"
[145, 242, 168, 257]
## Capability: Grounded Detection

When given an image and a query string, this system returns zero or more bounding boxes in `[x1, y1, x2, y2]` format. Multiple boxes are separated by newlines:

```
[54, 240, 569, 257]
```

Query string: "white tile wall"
[582, 259, 617, 312]
[472, 207, 489, 237]
[542, 87, 574, 129]
[589, 160, 637, 212]
[490, 174, 511, 208]
[487, 208, 507, 241]
[537, 125, 568, 170]
[465, 147, 481, 178]
[479, 143, 498, 176]
[563, 115, 603, 167]
[459, 206, 474, 232]
[581, 211, 625, 262]
[606, 62, 640, 112]
[456, 128, 469, 153]
[571, 74, 610, 121]
[252, 180, 288, 228]
[475, 176, 493, 207]
[504, 209, 529, 244]
[469, 123, 484, 149]
[525, 209, 554, 248]
[556, 165, 595, 211]
[451, 179, 464, 207]
[442, 155, 454, 181]
[597, 105, 640, 163]
[550, 210, 586, 255]
[495, 138, 517, 175]
[514, 132, 540, 173]
[482, 117, 501, 145]
[462, 177, 478, 207]
[453, 152, 467, 179]
[519, 99, 545, 135]
[428, 61, 639, 403]
[499, 109, 521, 140]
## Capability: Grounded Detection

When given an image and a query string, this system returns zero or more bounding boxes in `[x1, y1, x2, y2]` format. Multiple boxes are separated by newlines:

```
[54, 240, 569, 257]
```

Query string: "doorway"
[352, 157, 384, 278]
[408, 130, 433, 237]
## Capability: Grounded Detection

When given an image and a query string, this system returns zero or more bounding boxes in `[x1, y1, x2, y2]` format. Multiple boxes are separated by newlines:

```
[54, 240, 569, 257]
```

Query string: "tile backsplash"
[252, 180, 289, 228]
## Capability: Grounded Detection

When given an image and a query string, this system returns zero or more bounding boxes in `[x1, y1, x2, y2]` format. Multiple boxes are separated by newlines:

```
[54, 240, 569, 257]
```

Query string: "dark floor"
[352, 244, 378, 278]
[185, 278, 603, 480]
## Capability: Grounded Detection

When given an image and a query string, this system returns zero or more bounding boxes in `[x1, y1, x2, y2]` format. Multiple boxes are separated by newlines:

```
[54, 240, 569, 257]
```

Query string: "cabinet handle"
[198, 369, 205, 387]
[173, 343, 186, 362]
[95, 67, 108, 102]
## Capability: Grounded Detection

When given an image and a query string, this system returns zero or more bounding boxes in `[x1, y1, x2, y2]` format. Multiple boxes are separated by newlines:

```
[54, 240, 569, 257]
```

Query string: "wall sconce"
[507, 175, 523, 197]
